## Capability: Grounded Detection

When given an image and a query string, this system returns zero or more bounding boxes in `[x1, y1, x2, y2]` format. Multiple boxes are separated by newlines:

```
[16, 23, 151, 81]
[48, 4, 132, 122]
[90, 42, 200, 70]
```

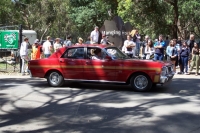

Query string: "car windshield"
[105, 47, 130, 59]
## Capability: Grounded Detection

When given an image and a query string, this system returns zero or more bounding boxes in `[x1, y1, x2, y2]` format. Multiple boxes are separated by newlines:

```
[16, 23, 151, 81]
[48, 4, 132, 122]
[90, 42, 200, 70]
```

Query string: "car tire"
[130, 73, 152, 92]
[47, 71, 64, 87]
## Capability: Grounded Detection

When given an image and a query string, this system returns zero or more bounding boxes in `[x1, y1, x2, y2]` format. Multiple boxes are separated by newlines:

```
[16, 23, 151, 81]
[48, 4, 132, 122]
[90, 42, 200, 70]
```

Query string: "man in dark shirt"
[154, 35, 166, 61]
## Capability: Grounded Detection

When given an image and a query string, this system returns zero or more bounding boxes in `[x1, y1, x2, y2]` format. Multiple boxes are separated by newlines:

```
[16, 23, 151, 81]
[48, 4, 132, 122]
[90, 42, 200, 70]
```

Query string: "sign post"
[19, 24, 22, 73]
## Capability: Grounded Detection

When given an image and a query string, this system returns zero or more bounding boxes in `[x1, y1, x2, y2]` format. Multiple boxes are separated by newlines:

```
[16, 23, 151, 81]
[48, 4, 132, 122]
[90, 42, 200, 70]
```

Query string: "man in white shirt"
[90, 26, 99, 44]
[43, 36, 52, 58]
[123, 35, 136, 58]
[20, 37, 29, 75]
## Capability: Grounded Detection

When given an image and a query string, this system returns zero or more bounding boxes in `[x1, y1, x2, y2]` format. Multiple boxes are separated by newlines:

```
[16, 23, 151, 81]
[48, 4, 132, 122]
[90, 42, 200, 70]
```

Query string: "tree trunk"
[40, 23, 52, 41]
[172, 0, 178, 39]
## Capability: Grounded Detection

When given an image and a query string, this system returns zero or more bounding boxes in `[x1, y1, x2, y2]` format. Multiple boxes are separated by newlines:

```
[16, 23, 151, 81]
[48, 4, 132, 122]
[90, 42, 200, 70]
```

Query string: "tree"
[117, 0, 200, 40]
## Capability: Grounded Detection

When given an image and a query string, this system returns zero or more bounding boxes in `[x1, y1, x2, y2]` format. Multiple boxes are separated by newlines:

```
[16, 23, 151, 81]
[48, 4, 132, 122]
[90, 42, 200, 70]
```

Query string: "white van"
[22, 30, 37, 44]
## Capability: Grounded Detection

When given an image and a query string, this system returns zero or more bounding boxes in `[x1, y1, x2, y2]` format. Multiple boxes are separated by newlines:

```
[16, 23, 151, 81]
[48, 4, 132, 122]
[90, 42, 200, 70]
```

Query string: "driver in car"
[91, 49, 102, 60]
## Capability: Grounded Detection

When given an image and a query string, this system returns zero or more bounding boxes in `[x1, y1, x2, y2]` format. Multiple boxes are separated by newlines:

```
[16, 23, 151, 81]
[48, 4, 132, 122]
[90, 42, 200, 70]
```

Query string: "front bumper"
[160, 72, 175, 84]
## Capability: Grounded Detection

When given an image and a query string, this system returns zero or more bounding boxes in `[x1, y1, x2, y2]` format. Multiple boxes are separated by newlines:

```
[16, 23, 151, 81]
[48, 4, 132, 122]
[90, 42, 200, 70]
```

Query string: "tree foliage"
[0, 0, 200, 42]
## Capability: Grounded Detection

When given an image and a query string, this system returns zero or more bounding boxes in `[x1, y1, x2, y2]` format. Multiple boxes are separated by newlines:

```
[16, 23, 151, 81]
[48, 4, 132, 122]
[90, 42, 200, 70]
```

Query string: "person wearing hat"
[75, 37, 84, 45]
[53, 38, 62, 52]
[31, 39, 43, 60]
[90, 26, 99, 44]
[20, 37, 30, 75]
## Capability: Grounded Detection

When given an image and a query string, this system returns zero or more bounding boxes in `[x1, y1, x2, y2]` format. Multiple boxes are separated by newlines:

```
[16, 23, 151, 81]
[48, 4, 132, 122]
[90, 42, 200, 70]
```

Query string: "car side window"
[87, 48, 107, 60]
[63, 47, 84, 59]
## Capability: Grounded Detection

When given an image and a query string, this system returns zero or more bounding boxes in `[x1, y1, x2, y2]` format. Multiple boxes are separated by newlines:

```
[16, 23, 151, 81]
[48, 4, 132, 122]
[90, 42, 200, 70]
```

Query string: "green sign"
[0, 31, 19, 49]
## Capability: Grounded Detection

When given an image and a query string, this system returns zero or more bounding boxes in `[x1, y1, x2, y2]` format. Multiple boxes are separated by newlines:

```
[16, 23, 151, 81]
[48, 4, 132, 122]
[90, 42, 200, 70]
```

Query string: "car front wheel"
[47, 71, 64, 87]
[130, 73, 152, 92]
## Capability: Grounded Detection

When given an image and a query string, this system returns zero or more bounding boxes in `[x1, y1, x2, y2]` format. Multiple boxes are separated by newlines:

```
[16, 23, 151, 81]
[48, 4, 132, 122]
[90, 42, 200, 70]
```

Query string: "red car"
[28, 44, 174, 92]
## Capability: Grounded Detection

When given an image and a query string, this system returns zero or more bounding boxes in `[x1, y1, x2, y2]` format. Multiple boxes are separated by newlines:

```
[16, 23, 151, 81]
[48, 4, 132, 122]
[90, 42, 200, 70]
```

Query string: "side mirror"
[105, 55, 112, 60]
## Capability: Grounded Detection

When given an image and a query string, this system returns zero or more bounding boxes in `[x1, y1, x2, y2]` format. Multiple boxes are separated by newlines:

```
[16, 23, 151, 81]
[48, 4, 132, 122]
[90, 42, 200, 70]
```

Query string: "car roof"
[50, 44, 116, 58]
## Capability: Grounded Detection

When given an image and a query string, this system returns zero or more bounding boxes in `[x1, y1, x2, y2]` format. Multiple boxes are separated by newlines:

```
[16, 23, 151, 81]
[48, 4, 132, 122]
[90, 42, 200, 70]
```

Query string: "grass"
[0, 62, 20, 72]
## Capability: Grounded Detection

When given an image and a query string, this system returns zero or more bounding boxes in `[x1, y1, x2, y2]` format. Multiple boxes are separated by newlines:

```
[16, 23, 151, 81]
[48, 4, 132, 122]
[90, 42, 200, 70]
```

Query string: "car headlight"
[161, 67, 167, 76]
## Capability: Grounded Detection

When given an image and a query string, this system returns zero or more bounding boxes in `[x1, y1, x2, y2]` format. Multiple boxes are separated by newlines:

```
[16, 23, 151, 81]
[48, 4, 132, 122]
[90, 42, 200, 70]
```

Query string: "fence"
[0, 50, 20, 72]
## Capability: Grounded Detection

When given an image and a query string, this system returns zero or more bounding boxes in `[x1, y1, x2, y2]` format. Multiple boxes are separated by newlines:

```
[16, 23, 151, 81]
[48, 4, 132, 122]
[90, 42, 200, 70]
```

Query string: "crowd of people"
[121, 32, 199, 75]
[18, 25, 200, 76]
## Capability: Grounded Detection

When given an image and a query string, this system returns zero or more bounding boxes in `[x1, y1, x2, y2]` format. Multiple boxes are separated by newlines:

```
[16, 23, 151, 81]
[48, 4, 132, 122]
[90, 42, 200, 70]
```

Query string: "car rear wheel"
[47, 71, 64, 87]
[130, 73, 152, 92]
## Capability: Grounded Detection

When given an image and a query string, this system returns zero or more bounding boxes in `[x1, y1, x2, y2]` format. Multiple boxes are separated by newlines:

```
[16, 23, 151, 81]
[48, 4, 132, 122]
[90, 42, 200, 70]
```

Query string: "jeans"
[44, 54, 51, 58]
[154, 54, 164, 61]
[21, 55, 29, 73]
[135, 42, 140, 56]
[180, 56, 188, 73]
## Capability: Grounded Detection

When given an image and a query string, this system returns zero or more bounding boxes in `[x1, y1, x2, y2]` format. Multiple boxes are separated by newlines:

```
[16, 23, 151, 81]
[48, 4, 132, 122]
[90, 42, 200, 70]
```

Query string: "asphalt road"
[0, 74, 200, 133]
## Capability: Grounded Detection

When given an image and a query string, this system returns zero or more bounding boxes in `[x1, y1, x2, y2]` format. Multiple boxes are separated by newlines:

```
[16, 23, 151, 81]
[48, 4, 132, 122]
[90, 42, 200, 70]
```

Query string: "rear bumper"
[160, 72, 175, 84]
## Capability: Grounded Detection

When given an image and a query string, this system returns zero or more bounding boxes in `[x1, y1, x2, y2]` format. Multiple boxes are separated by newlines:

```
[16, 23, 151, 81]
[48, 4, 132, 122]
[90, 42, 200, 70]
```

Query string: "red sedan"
[28, 44, 174, 92]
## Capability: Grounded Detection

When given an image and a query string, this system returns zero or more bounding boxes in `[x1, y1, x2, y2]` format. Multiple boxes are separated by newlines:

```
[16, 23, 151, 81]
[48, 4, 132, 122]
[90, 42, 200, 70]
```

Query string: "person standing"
[132, 30, 141, 56]
[187, 34, 195, 68]
[90, 26, 99, 44]
[20, 37, 29, 76]
[123, 35, 136, 58]
[174, 39, 181, 70]
[31, 39, 42, 60]
[42, 36, 52, 58]
[145, 39, 155, 60]
[101, 34, 110, 45]
[180, 41, 190, 74]
[85, 36, 91, 44]
[54, 38, 62, 52]
[75, 38, 84, 45]
[188, 43, 200, 76]
[142, 35, 149, 59]
[177, 36, 182, 45]
[154, 35, 166, 61]
[166, 40, 178, 73]
[64, 35, 72, 47]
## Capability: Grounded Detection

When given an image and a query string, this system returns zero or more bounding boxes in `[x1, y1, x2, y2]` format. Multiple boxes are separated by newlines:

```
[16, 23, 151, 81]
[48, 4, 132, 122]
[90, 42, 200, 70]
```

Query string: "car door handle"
[59, 59, 65, 63]
[85, 61, 90, 64]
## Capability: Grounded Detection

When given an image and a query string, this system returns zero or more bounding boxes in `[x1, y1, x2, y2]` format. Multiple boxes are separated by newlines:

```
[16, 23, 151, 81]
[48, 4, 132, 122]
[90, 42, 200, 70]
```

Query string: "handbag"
[150, 54, 154, 59]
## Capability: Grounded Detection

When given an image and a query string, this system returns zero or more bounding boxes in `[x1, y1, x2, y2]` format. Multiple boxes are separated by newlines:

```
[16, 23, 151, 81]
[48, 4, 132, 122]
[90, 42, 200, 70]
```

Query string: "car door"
[83, 47, 116, 81]
[59, 47, 85, 79]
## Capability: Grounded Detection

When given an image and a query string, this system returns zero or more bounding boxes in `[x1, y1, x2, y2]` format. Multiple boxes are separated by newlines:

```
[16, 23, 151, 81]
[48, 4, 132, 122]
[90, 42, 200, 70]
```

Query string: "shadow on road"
[0, 77, 200, 133]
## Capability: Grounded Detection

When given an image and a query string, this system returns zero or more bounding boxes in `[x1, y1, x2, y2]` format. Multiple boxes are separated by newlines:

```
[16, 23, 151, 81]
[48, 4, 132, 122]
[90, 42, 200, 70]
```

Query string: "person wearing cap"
[90, 26, 99, 44]
[31, 39, 43, 60]
[53, 38, 62, 52]
[100, 34, 108, 45]
[75, 37, 84, 45]
[42, 36, 52, 58]
[20, 37, 30, 75]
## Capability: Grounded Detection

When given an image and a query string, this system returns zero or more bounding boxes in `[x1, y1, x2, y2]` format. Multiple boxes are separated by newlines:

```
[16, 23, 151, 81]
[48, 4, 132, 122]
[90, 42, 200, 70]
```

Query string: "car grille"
[167, 66, 173, 73]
